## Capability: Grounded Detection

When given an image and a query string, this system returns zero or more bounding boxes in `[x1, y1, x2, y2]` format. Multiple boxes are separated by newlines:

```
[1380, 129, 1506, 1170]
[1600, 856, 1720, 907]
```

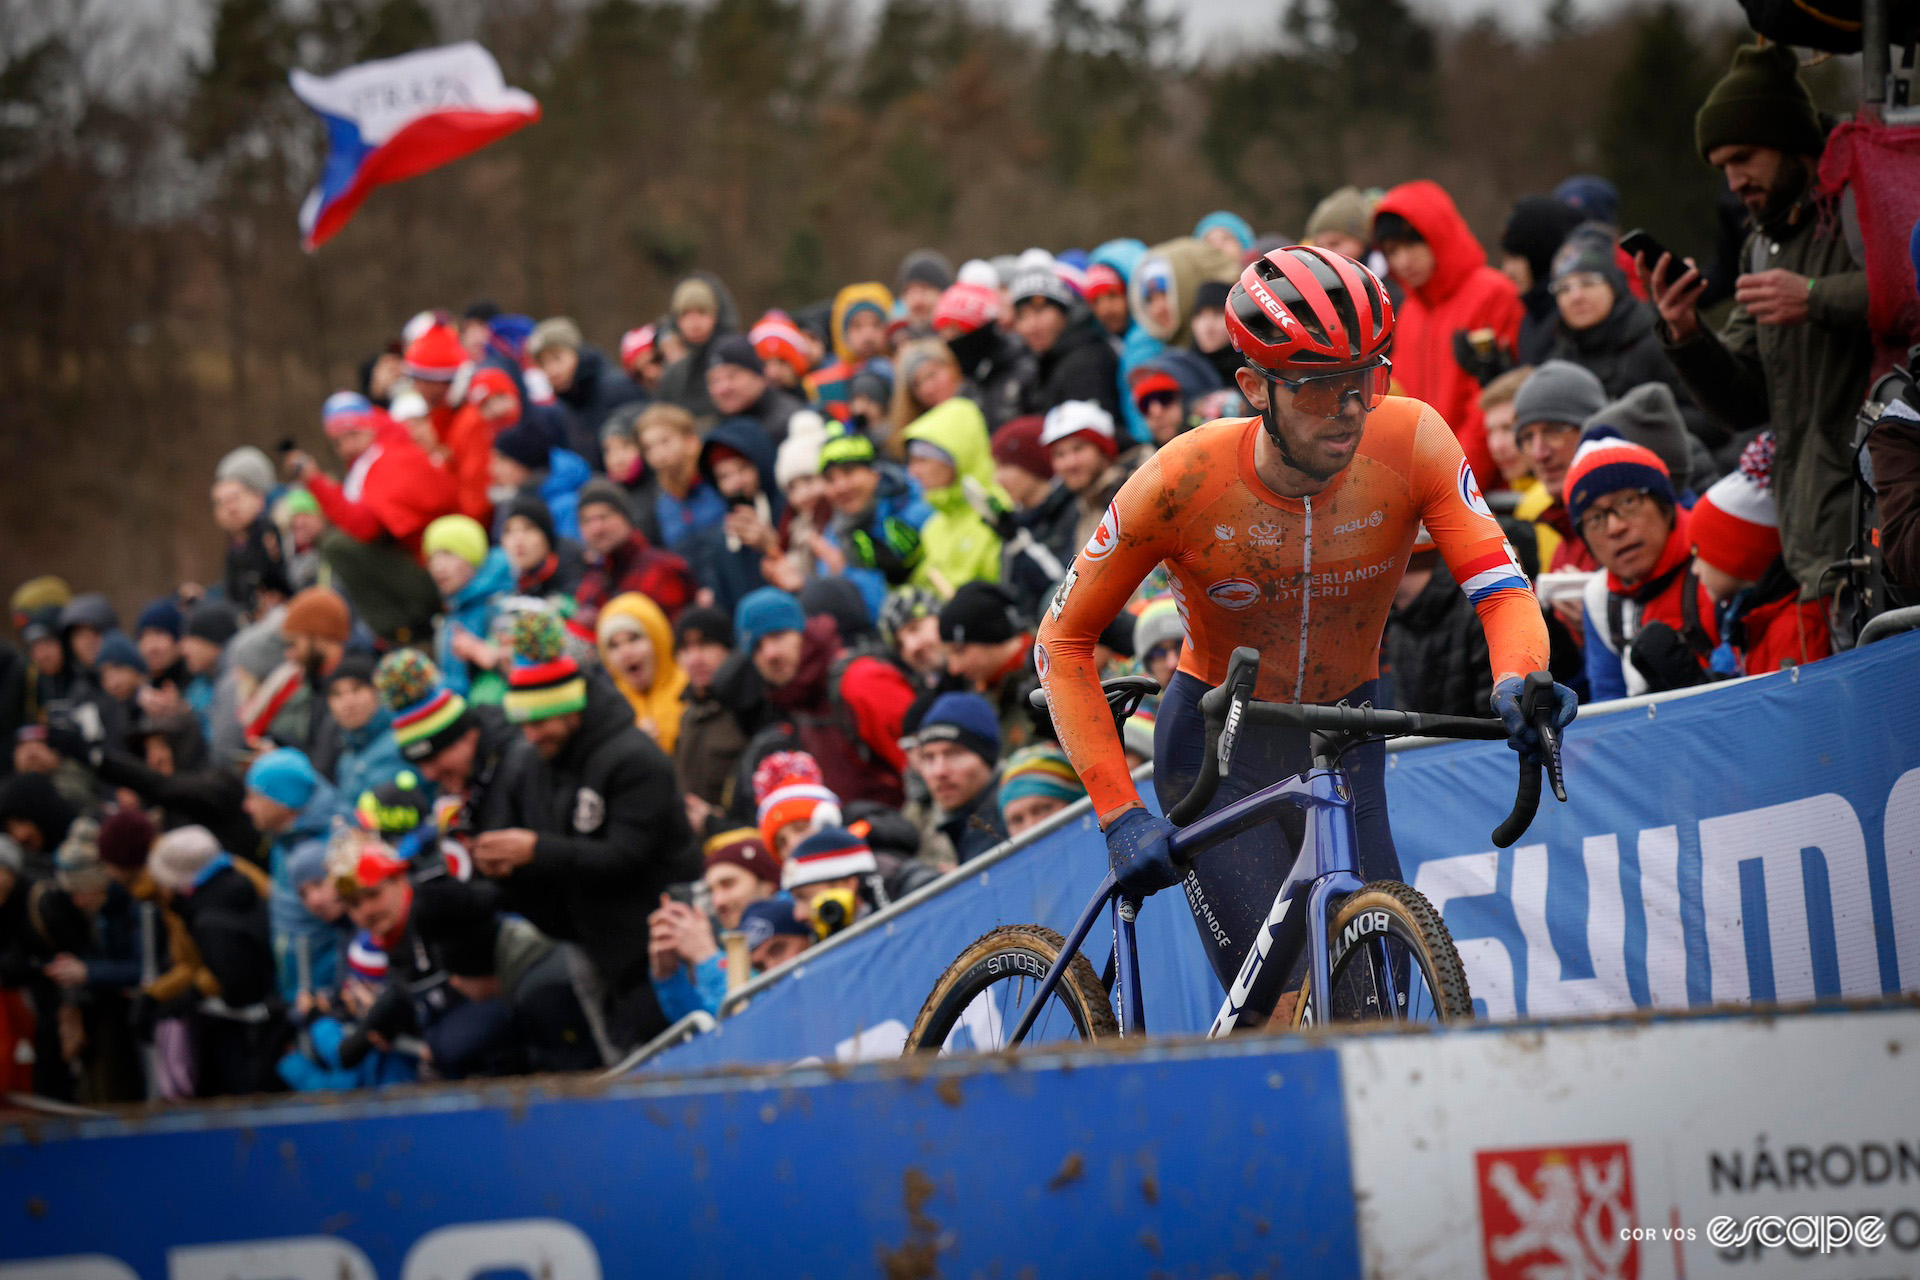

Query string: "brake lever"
[1537, 719, 1568, 803]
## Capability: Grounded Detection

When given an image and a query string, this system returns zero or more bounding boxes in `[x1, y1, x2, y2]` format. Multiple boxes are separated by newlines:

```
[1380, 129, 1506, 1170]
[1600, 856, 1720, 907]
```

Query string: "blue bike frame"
[1005, 765, 1364, 1046]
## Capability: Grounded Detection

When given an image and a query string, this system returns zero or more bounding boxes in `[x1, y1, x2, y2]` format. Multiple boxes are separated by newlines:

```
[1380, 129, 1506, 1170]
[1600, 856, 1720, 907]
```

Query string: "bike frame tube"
[1007, 872, 1118, 1048]
[1115, 897, 1145, 1035]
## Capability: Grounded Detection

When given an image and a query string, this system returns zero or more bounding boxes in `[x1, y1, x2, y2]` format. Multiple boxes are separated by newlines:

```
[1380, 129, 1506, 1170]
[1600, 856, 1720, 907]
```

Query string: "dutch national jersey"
[1036, 397, 1550, 820]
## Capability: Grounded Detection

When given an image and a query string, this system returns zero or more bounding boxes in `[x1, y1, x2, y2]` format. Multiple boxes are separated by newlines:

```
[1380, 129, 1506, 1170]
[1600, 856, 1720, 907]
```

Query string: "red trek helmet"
[1225, 245, 1395, 376]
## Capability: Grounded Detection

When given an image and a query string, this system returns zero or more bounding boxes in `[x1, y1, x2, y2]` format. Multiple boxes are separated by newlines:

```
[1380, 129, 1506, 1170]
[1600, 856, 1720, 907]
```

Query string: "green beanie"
[1695, 43, 1826, 163]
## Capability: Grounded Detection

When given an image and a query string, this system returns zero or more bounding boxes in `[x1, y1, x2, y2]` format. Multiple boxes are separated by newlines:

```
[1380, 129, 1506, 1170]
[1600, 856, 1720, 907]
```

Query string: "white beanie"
[956, 258, 1001, 288]
[1039, 400, 1117, 450]
[214, 446, 276, 497]
[149, 825, 223, 892]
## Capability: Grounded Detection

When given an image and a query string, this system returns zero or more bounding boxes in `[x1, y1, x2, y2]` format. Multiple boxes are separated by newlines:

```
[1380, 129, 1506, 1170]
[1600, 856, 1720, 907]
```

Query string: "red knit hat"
[1084, 264, 1125, 299]
[1130, 369, 1181, 405]
[990, 415, 1053, 481]
[466, 367, 519, 409]
[703, 827, 780, 885]
[1040, 400, 1119, 461]
[1562, 435, 1674, 534]
[404, 324, 467, 382]
[933, 282, 1000, 335]
[619, 325, 657, 369]
[750, 312, 812, 379]
[1690, 432, 1779, 582]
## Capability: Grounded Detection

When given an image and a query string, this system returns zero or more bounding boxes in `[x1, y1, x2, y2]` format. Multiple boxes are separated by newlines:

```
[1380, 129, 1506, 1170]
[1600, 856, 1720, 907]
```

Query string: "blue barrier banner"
[654, 632, 1920, 1071]
[0, 1038, 1358, 1278]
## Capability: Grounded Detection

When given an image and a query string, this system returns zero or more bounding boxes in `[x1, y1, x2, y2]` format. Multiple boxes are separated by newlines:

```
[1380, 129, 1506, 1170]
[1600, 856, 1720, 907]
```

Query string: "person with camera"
[467, 612, 700, 1059]
[780, 826, 882, 938]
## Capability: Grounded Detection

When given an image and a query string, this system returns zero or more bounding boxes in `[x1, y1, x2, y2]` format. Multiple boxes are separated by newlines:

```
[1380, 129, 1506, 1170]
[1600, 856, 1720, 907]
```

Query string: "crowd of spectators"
[1, 42, 1914, 1104]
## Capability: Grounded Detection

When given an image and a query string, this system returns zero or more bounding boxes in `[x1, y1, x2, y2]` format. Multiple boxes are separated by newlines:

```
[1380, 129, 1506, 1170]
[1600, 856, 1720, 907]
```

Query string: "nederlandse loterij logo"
[1477, 1142, 1637, 1280]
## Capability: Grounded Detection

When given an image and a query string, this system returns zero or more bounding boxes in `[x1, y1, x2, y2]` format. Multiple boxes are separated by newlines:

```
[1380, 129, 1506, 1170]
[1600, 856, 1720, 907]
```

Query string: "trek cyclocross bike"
[904, 647, 1568, 1051]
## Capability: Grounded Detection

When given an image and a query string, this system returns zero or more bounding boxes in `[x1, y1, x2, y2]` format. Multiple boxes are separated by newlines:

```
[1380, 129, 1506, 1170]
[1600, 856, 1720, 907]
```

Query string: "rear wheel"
[1292, 881, 1473, 1027]
[904, 925, 1118, 1054]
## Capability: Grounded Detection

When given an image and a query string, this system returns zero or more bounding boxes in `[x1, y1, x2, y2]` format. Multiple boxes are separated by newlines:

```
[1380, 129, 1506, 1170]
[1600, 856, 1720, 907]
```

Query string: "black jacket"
[937, 779, 1007, 866]
[496, 679, 697, 1040]
[555, 346, 647, 472]
[1384, 561, 1496, 721]
[176, 862, 275, 1008]
[947, 326, 1036, 429]
[1027, 319, 1122, 421]
[87, 717, 259, 858]
[1550, 298, 1706, 442]
[746, 385, 809, 446]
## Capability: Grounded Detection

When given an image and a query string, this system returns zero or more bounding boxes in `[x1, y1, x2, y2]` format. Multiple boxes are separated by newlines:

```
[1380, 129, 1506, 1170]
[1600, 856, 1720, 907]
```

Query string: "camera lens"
[817, 898, 848, 930]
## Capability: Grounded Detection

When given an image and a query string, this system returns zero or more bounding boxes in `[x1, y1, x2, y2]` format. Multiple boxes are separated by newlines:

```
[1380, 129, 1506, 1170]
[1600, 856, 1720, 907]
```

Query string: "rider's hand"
[1490, 674, 1577, 765]
[1103, 807, 1183, 898]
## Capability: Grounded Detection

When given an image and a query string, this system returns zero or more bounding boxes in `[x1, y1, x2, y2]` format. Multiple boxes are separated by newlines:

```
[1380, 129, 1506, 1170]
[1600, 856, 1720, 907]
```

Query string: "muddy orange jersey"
[1036, 397, 1549, 820]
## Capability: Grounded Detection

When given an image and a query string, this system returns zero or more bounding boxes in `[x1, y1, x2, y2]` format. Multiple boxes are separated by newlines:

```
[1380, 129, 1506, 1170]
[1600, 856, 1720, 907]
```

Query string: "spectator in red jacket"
[1689, 433, 1830, 677]
[285, 393, 457, 644]
[573, 479, 696, 630]
[1373, 180, 1525, 489]
[441, 366, 514, 527]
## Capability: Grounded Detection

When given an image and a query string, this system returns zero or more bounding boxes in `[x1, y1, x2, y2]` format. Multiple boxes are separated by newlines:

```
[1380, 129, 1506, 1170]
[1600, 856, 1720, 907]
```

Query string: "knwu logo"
[1247, 521, 1285, 546]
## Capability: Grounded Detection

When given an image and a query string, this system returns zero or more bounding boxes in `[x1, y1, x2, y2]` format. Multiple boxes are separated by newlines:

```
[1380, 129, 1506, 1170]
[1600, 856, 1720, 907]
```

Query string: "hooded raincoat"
[901, 397, 1007, 595]
[1372, 180, 1524, 490]
[596, 593, 690, 753]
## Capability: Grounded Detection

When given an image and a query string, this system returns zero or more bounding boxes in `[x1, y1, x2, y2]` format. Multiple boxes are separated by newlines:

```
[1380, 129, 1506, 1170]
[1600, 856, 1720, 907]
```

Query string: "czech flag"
[292, 42, 540, 251]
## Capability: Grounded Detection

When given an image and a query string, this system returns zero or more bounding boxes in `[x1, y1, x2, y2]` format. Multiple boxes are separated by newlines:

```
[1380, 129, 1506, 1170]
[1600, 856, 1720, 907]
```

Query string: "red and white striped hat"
[1690, 432, 1779, 582]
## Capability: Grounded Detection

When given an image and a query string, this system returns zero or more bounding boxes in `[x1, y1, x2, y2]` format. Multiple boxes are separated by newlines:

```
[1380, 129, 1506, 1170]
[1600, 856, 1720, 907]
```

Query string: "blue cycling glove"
[1104, 808, 1183, 898]
[1491, 674, 1578, 764]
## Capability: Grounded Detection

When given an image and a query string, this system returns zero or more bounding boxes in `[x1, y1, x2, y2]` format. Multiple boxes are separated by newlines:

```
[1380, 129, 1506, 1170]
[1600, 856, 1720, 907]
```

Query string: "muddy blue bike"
[906, 647, 1567, 1051]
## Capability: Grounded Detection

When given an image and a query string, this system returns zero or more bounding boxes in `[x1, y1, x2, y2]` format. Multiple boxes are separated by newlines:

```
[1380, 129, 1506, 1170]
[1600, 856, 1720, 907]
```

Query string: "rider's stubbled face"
[1236, 366, 1369, 485]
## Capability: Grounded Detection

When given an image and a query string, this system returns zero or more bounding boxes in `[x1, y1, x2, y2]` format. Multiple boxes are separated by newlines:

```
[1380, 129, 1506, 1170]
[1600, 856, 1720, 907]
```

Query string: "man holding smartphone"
[1641, 42, 1870, 606]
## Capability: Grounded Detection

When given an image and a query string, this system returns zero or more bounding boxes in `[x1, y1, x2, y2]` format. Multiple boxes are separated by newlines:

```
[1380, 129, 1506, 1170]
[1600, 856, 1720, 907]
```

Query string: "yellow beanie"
[421, 515, 489, 567]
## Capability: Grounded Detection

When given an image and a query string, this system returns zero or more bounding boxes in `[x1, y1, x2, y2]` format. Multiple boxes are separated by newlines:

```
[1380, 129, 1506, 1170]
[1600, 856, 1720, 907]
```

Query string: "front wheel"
[904, 925, 1118, 1054]
[1294, 881, 1474, 1027]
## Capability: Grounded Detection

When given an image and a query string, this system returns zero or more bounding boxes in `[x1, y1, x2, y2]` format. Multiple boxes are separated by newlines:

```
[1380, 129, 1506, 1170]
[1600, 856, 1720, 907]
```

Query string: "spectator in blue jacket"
[324, 653, 407, 802]
[422, 515, 515, 704]
[686, 416, 785, 615]
[490, 420, 590, 543]
[242, 747, 348, 1003]
[819, 432, 932, 619]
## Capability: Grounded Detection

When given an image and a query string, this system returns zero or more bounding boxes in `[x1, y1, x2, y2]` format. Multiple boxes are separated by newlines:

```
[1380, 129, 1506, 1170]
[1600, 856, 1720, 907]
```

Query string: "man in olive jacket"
[1644, 42, 1871, 601]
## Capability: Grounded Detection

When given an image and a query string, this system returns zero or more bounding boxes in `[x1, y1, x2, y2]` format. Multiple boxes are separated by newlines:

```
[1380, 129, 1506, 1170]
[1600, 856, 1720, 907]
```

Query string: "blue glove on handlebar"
[1104, 808, 1184, 898]
[1491, 675, 1578, 764]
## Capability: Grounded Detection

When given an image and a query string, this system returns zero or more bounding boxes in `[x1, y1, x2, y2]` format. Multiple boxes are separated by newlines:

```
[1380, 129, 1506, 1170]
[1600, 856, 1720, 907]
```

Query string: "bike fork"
[1007, 873, 1117, 1048]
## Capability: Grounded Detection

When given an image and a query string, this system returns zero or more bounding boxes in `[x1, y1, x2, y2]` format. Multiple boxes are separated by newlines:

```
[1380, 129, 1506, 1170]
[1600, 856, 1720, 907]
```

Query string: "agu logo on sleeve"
[1476, 1142, 1637, 1280]
[1206, 578, 1262, 610]
[1459, 459, 1495, 520]
[1084, 504, 1121, 561]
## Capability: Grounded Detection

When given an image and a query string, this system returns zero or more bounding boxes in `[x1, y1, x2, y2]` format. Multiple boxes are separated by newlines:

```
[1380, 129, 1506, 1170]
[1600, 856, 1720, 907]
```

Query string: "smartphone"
[1619, 229, 1676, 282]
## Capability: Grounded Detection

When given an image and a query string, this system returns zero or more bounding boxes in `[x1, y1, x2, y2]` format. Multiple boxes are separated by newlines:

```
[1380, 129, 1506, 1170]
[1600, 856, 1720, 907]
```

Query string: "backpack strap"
[1679, 567, 1714, 659]
[1607, 591, 1628, 656]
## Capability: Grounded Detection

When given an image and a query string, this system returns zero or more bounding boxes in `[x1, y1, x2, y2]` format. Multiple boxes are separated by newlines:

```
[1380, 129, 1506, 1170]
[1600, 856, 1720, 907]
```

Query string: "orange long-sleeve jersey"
[1035, 398, 1549, 823]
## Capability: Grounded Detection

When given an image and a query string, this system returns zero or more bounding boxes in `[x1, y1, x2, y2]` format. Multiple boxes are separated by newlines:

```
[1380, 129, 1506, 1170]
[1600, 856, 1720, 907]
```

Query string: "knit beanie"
[781, 825, 877, 891]
[751, 312, 812, 379]
[97, 807, 156, 871]
[9, 575, 71, 619]
[376, 650, 472, 763]
[466, 367, 521, 417]
[1549, 225, 1626, 291]
[422, 515, 490, 568]
[283, 586, 352, 646]
[503, 610, 588, 724]
[1305, 187, 1374, 244]
[705, 334, 760, 377]
[850, 366, 893, 406]
[671, 277, 719, 317]
[55, 818, 110, 896]
[148, 825, 221, 892]
[704, 827, 780, 886]
[1502, 196, 1588, 285]
[1008, 267, 1077, 313]
[734, 587, 807, 654]
[246, 747, 319, 810]
[284, 837, 330, 890]
[388, 390, 430, 423]
[877, 586, 939, 651]
[493, 420, 550, 472]
[1123, 708, 1156, 760]
[938, 581, 1020, 647]
[673, 605, 735, 652]
[997, 744, 1085, 813]
[527, 317, 584, 359]
[185, 600, 243, 647]
[775, 428, 825, 491]
[214, 446, 276, 497]
[1132, 594, 1185, 658]
[1512, 360, 1608, 430]
[136, 596, 185, 639]
[327, 649, 378, 688]
[1193, 210, 1256, 252]
[97, 632, 146, 674]
[1582, 382, 1693, 492]
[1562, 437, 1676, 534]
[59, 593, 118, 635]
[500, 494, 557, 550]
[355, 771, 431, 839]
[600, 404, 644, 448]
[575, 478, 634, 523]
[916, 692, 1001, 767]
[403, 324, 467, 381]
[322, 391, 380, 437]
[741, 897, 812, 951]
[1553, 175, 1620, 225]
[1039, 400, 1119, 460]
[1084, 264, 1125, 299]
[758, 780, 842, 855]
[818, 433, 878, 471]
[620, 324, 658, 367]
[1690, 432, 1780, 583]
[897, 248, 956, 293]
[991, 415, 1054, 481]
[933, 282, 1001, 336]
[1695, 43, 1827, 162]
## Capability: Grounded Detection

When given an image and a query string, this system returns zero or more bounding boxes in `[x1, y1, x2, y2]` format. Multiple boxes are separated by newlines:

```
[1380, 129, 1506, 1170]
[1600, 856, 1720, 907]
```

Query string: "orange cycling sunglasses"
[1270, 357, 1392, 418]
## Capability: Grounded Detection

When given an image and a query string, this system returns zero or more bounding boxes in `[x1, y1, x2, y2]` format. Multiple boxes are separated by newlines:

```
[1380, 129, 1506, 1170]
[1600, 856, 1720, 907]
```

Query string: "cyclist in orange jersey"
[1036, 246, 1576, 1024]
